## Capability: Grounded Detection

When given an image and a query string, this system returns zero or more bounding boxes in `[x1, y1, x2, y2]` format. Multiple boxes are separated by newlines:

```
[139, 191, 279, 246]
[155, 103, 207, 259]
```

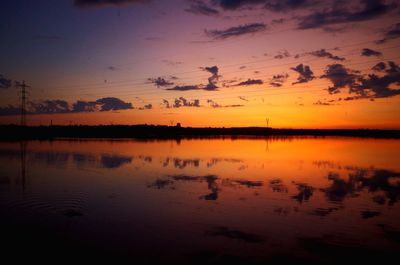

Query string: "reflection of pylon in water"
[20, 141, 27, 191]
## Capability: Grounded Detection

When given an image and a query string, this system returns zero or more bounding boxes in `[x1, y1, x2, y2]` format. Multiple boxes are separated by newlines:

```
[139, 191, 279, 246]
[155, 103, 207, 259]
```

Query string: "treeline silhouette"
[0, 125, 399, 140]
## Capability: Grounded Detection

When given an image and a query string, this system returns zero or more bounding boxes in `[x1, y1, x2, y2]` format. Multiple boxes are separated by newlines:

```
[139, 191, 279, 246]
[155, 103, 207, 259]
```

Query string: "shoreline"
[1, 125, 399, 140]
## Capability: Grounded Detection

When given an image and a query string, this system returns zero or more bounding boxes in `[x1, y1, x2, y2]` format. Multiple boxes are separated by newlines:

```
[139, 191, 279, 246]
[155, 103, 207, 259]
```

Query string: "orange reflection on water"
[0, 137, 399, 263]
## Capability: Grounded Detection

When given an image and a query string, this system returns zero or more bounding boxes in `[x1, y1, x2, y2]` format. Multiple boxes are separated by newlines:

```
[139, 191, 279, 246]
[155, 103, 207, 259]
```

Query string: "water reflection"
[0, 138, 399, 263]
[205, 226, 265, 244]
[0, 148, 245, 170]
[321, 168, 400, 205]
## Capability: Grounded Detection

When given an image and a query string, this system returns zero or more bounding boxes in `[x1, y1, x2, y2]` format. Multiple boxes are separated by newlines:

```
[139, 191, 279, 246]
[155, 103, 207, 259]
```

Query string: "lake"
[0, 137, 399, 263]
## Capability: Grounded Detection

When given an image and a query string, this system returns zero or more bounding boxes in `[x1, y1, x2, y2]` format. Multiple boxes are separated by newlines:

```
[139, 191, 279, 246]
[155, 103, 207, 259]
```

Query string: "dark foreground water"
[0, 137, 399, 264]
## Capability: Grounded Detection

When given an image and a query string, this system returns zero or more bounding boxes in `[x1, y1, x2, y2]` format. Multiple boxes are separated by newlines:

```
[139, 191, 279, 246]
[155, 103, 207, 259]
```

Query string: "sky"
[0, 0, 399, 128]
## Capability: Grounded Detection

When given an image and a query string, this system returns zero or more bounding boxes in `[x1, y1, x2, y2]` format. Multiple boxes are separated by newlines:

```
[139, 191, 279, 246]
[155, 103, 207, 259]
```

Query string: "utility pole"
[16, 81, 30, 126]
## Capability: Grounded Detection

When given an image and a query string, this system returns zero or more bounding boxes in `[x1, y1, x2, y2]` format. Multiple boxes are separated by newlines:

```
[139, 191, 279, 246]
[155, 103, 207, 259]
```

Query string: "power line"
[30, 46, 400, 104]
[39, 40, 399, 90]
[39, 55, 400, 101]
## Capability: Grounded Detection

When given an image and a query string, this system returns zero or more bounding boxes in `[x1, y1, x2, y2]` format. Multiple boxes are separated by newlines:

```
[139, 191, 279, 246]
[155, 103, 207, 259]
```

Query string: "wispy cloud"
[207, 99, 244, 108]
[376, 23, 400, 43]
[308, 49, 345, 61]
[185, 1, 220, 16]
[161, 60, 183, 66]
[297, 0, 395, 30]
[148, 77, 175, 88]
[274, 50, 290, 59]
[74, 0, 149, 8]
[205, 23, 267, 40]
[361, 48, 382, 57]
[166, 85, 202, 91]
[236, 79, 263, 86]
[211, 0, 315, 12]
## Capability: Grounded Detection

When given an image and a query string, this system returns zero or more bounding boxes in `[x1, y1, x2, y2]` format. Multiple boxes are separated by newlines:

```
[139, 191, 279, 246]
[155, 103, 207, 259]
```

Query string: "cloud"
[134, 103, 153, 110]
[274, 49, 290, 59]
[309, 49, 345, 61]
[237, 79, 263, 86]
[185, 1, 220, 16]
[143, 103, 152, 109]
[167, 65, 220, 91]
[212, 0, 314, 11]
[162, 99, 171, 108]
[205, 23, 267, 39]
[166, 85, 202, 91]
[203, 65, 218, 75]
[74, 0, 148, 8]
[321, 61, 400, 99]
[0, 97, 133, 116]
[269, 73, 289, 87]
[107, 66, 118, 71]
[356, 61, 400, 98]
[144, 36, 164, 41]
[95, 97, 133, 111]
[161, 60, 183, 66]
[297, 0, 395, 30]
[72, 100, 98, 112]
[361, 48, 382, 57]
[291, 64, 315, 84]
[372, 62, 386, 71]
[174, 97, 200, 108]
[264, 0, 315, 12]
[0, 105, 21, 116]
[0, 75, 12, 89]
[148, 77, 174, 88]
[376, 22, 400, 43]
[320, 64, 360, 94]
[207, 99, 244, 108]
[162, 97, 200, 108]
[29, 100, 71, 114]
[202, 65, 220, 90]
[313, 99, 336, 106]
[271, 18, 286, 24]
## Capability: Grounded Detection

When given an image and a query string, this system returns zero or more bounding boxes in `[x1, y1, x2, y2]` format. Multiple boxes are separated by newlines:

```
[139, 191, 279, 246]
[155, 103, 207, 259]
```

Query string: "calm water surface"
[0, 137, 399, 263]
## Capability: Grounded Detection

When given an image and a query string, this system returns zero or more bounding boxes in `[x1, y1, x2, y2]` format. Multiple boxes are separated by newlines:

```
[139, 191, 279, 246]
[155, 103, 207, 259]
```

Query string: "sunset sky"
[0, 0, 399, 128]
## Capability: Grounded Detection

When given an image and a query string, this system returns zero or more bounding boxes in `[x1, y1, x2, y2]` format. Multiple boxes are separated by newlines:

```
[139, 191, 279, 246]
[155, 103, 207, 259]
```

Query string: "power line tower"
[15, 81, 30, 126]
